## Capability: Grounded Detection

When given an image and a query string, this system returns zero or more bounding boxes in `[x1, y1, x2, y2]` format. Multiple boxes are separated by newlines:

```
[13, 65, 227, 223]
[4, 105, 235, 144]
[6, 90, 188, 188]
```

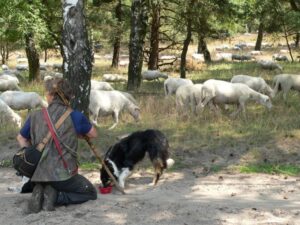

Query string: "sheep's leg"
[109, 111, 119, 130]
[90, 109, 99, 126]
[231, 96, 247, 118]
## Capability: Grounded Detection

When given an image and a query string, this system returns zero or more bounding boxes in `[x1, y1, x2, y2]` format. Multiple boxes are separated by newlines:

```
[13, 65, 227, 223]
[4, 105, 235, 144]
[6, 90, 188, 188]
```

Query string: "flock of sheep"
[1, 60, 299, 130]
[167, 73, 300, 118]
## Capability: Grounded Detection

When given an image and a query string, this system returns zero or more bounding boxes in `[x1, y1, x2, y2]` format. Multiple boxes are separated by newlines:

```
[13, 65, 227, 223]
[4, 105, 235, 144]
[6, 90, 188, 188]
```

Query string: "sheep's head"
[160, 73, 168, 79]
[259, 95, 272, 110]
[128, 104, 140, 122]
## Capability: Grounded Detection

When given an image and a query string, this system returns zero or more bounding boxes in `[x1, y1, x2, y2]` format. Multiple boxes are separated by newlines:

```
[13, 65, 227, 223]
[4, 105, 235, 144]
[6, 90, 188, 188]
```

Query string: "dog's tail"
[166, 158, 175, 168]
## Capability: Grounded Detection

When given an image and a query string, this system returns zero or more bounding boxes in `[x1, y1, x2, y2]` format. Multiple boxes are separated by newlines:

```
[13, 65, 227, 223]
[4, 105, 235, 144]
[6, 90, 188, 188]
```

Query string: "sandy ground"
[0, 167, 300, 225]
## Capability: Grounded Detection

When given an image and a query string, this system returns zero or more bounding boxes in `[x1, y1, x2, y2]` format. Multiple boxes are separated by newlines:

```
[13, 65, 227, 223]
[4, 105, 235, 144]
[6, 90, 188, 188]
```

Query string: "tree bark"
[180, 0, 194, 78]
[62, 0, 93, 115]
[295, 32, 300, 48]
[197, 33, 211, 62]
[127, 0, 148, 91]
[148, 0, 160, 70]
[255, 22, 264, 51]
[112, 0, 122, 68]
[25, 33, 40, 82]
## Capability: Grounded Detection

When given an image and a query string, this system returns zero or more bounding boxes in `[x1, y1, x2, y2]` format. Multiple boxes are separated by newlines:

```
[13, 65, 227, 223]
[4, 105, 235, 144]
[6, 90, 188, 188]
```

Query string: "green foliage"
[80, 162, 101, 171]
[239, 164, 300, 176]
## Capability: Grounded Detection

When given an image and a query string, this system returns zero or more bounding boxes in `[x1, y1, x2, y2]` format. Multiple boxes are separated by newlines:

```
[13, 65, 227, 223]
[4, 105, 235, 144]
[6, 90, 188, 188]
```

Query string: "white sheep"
[250, 50, 263, 55]
[0, 74, 19, 84]
[257, 60, 283, 71]
[215, 52, 232, 61]
[198, 79, 272, 117]
[142, 70, 168, 81]
[191, 53, 205, 62]
[89, 90, 140, 129]
[230, 75, 274, 98]
[272, 54, 288, 62]
[16, 64, 28, 71]
[0, 79, 21, 92]
[91, 80, 114, 91]
[1, 64, 9, 70]
[102, 74, 127, 82]
[164, 77, 193, 96]
[0, 91, 48, 111]
[175, 83, 203, 114]
[0, 98, 22, 128]
[273, 74, 300, 100]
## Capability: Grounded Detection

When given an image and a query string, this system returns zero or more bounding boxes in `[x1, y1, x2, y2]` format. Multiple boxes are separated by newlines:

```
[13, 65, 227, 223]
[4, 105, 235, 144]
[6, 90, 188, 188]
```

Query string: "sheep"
[16, 64, 28, 71]
[175, 83, 203, 115]
[272, 54, 288, 62]
[2, 64, 9, 70]
[198, 79, 272, 117]
[191, 53, 205, 62]
[91, 80, 114, 91]
[232, 54, 254, 61]
[250, 51, 262, 55]
[272, 74, 300, 100]
[0, 79, 21, 92]
[0, 74, 20, 84]
[89, 90, 140, 129]
[0, 98, 22, 128]
[102, 74, 127, 82]
[257, 60, 283, 71]
[230, 75, 274, 98]
[119, 60, 129, 67]
[0, 91, 48, 111]
[164, 77, 193, 96]
[215, 52, 232, 61]
[142, 70, 168, 81]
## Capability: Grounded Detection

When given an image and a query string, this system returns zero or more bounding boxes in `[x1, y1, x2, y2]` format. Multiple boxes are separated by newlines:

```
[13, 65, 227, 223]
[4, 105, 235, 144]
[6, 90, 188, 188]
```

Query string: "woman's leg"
[50, 174, 97, 205]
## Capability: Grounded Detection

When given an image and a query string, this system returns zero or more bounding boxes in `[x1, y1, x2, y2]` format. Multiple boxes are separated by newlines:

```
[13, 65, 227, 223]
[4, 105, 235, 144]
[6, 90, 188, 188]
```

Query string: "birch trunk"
[61, 0, 92, 115]
[127, 0, 148, 91]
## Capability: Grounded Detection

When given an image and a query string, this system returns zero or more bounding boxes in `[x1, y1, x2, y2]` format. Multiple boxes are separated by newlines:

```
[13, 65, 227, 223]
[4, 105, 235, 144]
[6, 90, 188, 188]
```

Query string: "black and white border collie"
[100, 129, 175, 188]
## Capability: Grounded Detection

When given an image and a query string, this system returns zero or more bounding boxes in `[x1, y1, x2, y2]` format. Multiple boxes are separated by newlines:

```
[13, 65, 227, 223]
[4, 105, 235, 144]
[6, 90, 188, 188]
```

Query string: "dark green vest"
[30, 101, 78, 182]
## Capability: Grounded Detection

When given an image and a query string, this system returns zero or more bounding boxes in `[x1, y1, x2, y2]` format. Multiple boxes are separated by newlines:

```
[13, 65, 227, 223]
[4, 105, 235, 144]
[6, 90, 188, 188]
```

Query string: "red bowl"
[99, 185, 112, 194]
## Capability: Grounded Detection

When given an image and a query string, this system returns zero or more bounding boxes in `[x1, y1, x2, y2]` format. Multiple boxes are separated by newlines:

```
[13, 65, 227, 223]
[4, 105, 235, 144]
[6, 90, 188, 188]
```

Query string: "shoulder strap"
[36, 108, 72, 152]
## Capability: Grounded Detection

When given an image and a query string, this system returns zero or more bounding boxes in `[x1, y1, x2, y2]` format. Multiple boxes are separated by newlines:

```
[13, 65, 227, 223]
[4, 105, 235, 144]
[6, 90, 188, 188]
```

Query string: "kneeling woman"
[17, 78, 98, 213]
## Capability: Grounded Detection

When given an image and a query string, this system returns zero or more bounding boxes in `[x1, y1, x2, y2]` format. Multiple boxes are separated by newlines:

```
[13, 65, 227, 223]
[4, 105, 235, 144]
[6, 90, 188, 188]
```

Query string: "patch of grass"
[0, 160, 12, 167]
[239, 164, 300, 176]
[79, 162, 100, 171]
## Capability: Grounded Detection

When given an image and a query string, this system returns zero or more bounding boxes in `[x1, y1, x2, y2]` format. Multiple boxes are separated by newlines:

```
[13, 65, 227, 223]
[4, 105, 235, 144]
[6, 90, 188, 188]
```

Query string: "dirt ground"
[1, 165, 300, 225]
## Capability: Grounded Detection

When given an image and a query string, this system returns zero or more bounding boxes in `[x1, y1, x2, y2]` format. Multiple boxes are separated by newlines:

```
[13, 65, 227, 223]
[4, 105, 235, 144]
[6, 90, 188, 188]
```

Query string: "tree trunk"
[180, 1, 194, 78]
[1, 46, 6, 65]
[295, 32, 300, 48]
[112, 0, 122, 68]
[25, 33, 40, 82]
[62, 0, 93, 115]
[255, 22, 263, 50]
[44, 49, 48, 62]
[148, 0, 160, 70]
[198, 33, 211, 62]
[127, 0, 148, 91]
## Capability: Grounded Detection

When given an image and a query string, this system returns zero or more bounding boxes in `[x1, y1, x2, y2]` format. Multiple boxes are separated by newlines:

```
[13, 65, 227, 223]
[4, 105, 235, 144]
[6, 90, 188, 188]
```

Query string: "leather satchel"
[13, 108, 72, 178]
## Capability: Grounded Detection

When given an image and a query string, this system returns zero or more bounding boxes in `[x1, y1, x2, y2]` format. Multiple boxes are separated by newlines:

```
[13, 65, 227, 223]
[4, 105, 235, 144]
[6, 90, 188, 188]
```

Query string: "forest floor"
[1, 137, 300, 225]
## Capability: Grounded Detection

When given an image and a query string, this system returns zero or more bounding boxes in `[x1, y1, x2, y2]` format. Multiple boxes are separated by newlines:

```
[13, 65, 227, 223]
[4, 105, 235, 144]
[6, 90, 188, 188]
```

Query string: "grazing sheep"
[164, 77, 193, 96]
[257, 60, 283, 71]
[119, 60, 129, 67]
[215, 52, 232, 61]
[273, 74, 300, 100]
[0, 98, 22, 128]
[250, 51, 262, 55]
[16, 64, 28, 71]
[232, 54, 254, 61]
[175, 84, 194, 114]
[272, 54, 288, 62]
[43, 73, 63, 81]
[2, 64, 9, 70]
[0, 91, 48, 110]
[230, 75, 274, 98]
[198, 79, 272, 117]
[175, 83, 203, 114]
[89, 90, 140, 129]
[191, 53, 205, 62]
[0, 74, 20, 84]
[142, 70, 168, 81]
[0, 79, 21, 92]
[91, 80, 114, 91]
[102, 74, 127, 82]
